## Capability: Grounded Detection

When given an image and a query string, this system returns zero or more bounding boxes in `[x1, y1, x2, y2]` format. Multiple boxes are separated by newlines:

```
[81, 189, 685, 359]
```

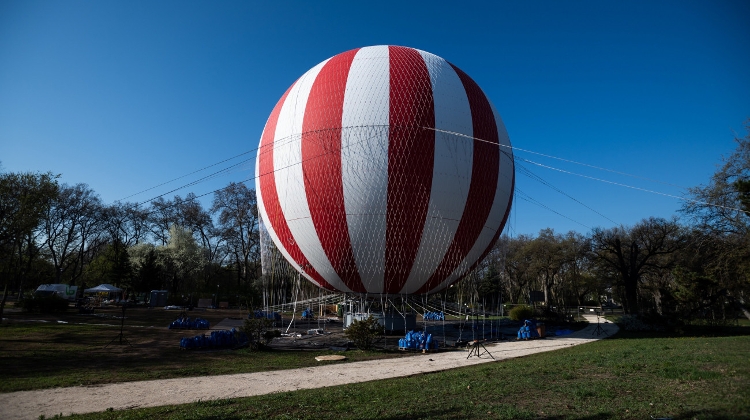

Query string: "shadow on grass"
[669, 410, 750, 420]
[537, 411, 746, 420]
[99, 404, 744, 420]
[477, 408, 742, 420]
[607, 324, 750, 340]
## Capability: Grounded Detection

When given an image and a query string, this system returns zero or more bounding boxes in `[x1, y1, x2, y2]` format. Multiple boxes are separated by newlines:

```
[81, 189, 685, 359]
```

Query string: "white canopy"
[84, 284, 122, 293]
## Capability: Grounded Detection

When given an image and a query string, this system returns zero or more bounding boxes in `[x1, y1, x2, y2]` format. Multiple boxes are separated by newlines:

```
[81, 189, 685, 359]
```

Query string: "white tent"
[84, 284, 122, 293]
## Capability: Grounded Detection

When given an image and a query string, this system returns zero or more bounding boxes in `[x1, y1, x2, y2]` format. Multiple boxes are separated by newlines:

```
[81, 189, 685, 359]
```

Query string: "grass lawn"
[3, 307, 748, 419]
[48, 327, 750, 420]
[0, 308, 413, 393]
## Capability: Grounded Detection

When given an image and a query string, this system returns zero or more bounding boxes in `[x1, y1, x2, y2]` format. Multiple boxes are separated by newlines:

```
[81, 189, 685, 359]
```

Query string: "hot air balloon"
[255, 45, 514, 296]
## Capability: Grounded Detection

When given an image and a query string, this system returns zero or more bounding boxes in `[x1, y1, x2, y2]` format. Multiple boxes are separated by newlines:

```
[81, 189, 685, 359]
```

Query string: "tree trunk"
[622, 272, 639, 314]
[0, 283, 8, 324]
[623, 242, 640, 314]
[737, 302, 750, 321]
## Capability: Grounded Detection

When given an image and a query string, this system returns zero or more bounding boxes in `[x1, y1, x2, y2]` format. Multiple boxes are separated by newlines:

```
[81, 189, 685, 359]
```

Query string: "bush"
[20, 296, 70, 313]
[616, 313, 684, 332]
[616, 314, 651, 331]
[538, 307, 567, 322]
[241, 316, 280, 350]
[345, 316, 382, 350]
[508, 305, 534, 321]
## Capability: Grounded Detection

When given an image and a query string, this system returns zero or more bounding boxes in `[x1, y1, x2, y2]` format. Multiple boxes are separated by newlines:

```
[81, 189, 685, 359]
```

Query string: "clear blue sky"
[1, 1, 748, 236]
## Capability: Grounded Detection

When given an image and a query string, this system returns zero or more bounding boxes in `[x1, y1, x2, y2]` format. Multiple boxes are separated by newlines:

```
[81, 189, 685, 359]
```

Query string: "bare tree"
[148, 197, 177, 246]
[560, 231, 597, 307]
[500, 234, 535, 304]
[680, 123, 750, 320]
[97, 202, 150, 288]
[177, 193, 223, 265]
[591, 217, 684, 314]
[211, 183, 260, 286]
[527, 228, 564, 307]
[682, 122, 750, 235]
[41, 183, 104, 285]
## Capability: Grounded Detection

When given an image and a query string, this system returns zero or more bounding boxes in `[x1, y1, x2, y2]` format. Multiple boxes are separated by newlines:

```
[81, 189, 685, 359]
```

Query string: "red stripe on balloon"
[432, 170, 515, 294]
[416, 64, 500, 294]
[301, 48, 366, 293]
[258, 84, 334, 290]
[384, 46, 436, 294]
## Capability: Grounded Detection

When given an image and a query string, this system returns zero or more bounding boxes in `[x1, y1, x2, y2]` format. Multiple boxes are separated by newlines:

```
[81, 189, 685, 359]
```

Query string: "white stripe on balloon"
[273, 59, 351, 293]
[342, 46, 390, 294]
[401, 50, 474, 294]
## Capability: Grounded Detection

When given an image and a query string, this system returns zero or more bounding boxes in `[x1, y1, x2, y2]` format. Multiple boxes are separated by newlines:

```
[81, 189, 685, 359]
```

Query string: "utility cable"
[118, 149, 256, 202]
[519, 157, 749, 215]
[515, 188, 591, 230]
[128, 124, 748, 220]
[134, 127, 387, 213]
[515, 160, 619, 225]
[426, 126, 748, 215]
[423, 126, 688, 190]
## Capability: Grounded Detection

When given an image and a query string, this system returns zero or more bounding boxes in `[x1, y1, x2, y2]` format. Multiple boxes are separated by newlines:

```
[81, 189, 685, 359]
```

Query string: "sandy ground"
[0, 316, 618, 420]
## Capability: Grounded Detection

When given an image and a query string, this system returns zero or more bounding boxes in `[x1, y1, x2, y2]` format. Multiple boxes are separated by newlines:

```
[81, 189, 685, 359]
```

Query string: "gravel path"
[0, 316, 618, 420]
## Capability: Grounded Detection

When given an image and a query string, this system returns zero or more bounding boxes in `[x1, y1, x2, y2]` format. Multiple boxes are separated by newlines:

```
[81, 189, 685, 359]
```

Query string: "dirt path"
[0, 317, 618, 420]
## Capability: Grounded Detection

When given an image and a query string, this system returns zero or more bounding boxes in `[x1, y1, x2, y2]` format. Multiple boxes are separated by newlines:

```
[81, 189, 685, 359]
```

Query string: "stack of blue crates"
[168, 316, 210, 330]
[179, 328, 249, 350]
[422, 311, 445, 321]
[398, 330, 438, 351]
[517, 319, 540, 340]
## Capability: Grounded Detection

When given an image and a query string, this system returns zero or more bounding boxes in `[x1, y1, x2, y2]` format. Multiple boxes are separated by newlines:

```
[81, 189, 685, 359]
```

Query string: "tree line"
[1, 124, 748, 325]
[468, 125, 750, 324]
[1, 176, 264, 314]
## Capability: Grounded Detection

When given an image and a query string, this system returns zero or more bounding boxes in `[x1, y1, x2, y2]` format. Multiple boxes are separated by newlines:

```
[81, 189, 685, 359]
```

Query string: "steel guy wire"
[514, 188, 591, 230]
[424, 126, 689, 190]
[515, 159, 619, 225]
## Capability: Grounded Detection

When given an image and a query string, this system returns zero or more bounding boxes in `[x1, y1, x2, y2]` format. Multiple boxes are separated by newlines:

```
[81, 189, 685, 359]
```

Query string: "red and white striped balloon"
[255, 45, 514, 295]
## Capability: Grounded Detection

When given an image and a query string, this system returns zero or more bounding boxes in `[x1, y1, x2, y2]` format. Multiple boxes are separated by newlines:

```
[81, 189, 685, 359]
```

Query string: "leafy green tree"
[0, 171, 59, 320]
[84, 240, 132, 288]
[164, 225, 206, 294]
[129, 243, 165, 293]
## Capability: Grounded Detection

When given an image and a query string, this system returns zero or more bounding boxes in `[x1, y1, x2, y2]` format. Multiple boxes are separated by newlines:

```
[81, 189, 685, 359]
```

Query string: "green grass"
[4, 309, 749, 419]
[0, 315, 411, 393]
[54, 328, 750, 420]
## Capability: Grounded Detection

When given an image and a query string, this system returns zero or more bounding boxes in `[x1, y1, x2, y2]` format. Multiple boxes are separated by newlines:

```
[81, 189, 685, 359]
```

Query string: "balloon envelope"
[256, 45, 514, 295]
